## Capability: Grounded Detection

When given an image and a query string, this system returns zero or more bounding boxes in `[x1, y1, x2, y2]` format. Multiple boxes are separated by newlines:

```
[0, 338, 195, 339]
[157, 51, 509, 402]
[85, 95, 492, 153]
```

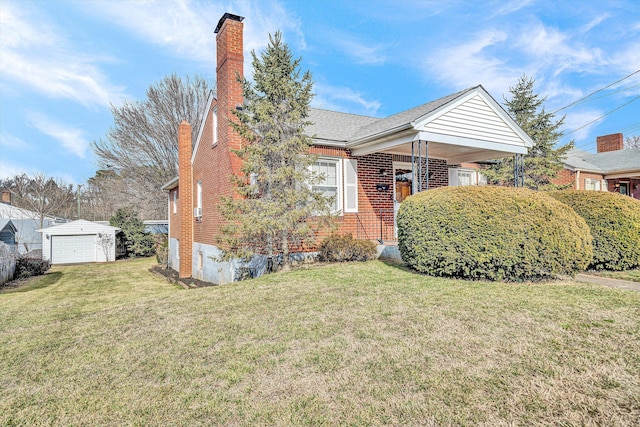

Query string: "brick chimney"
[596, 133, 624, 153]
[1, 190, 11, 205]
[215, 13, 245, 179]
[178, 120, 193, 278]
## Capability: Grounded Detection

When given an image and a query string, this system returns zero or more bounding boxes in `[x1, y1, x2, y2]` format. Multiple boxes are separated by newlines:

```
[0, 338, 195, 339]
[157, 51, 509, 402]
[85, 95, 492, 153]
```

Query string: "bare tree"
[625, 135, 640, 149]
[92, 74, 211, 218]
[1, 173, 76, 227]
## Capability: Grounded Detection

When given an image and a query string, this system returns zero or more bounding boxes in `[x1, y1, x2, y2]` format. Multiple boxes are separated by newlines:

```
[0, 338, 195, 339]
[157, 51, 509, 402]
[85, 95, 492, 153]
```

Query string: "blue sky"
[1, 0, 639, 185]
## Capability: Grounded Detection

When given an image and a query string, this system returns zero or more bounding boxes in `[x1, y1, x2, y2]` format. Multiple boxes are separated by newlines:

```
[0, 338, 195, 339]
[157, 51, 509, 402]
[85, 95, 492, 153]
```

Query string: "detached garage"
[38, 220, 121, 264]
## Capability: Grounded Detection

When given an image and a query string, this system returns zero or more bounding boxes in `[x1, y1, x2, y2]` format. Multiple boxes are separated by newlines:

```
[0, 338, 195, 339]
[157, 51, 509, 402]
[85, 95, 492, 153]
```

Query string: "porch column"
[411, 139, 429, 193]
[514, 153, 524, 187]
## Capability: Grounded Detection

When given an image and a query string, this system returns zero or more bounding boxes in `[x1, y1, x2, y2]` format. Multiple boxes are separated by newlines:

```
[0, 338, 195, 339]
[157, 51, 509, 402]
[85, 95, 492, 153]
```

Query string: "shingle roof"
[565, 148, 640, 174]
[351, 86, 479, 141]
[306, 86, 480, 145]
[306, 109, 378, 143]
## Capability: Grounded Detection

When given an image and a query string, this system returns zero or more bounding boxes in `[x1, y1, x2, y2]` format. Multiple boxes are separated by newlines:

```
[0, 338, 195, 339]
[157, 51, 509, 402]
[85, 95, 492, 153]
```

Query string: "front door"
[619, 182, 629, 196]
[393, 162, 413, 238]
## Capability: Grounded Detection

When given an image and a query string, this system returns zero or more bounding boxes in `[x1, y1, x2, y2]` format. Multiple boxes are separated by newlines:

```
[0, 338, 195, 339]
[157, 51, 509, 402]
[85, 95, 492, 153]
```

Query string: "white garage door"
[51, 235, 96, 264]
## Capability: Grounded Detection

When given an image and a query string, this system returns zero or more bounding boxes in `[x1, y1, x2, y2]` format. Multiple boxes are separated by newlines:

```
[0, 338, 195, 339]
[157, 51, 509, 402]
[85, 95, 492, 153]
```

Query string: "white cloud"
[27, 112, 89, 159]
[0, 160, 35, 180]
[83, 0, 307, 71]
[518, 23, 603, 74]
[492, 0, 534, 16]
[313, 83, 381, 116]
[0, 132, 30, 149]
[562, 108, 603, 143]
[0, 1, 127, 107]
[326, 32, 387, 65]
[425, 30, 520, 97]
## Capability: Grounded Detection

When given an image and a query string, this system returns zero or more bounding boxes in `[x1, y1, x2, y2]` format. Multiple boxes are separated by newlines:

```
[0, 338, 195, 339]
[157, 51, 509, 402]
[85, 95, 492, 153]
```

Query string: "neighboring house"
[557, 133, 640, 199]
[0, 199, 67, 255]
[0, 219, 18, 251]
[143, 220, 169, 235]
[38, 220, 121, 264]
[163, 13, 533, 284]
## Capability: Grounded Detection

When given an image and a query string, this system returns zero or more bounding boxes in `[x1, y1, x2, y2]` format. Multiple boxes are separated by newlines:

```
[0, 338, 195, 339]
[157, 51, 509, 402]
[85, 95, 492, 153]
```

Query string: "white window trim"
[212, 107, 218, 146]
[448, 167, 486, 187]
[312, 157, 343, 214]
[172, 190, 177, 214]
[195, 181, 203, 219]
[584, 178, 602, 191]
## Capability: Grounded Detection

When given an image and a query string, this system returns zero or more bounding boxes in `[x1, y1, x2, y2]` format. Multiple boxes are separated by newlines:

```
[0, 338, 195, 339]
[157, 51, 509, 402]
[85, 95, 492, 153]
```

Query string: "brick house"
[557, 133, 640, 199]
[163, 13, 533, 283]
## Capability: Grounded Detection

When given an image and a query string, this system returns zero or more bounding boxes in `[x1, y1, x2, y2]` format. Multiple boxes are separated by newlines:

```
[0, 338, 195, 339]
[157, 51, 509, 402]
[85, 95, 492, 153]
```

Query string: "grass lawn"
[1, 258, 639, 426]
[589, 269, 640, 283]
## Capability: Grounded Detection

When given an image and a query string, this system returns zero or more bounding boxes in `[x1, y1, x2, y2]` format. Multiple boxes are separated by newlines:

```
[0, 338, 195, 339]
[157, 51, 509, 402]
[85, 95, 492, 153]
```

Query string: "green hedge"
[397, 186, 593, 281]
[548, 190, 640, 271]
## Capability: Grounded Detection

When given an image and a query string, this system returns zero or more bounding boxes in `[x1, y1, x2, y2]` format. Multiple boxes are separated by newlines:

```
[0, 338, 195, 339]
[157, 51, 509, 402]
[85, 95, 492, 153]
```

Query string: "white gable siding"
[421, 95, 522, 146]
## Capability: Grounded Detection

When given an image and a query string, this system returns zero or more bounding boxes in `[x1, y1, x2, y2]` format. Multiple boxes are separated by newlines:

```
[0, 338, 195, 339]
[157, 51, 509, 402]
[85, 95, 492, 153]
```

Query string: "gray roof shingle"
[565, 148, 640, 174]
[306, 86, 480, 145]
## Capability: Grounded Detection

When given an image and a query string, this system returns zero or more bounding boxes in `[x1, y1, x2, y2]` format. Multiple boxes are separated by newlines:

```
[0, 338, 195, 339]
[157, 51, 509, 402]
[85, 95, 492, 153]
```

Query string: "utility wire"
[551, 69, 640, 113]
[564, 95, 640, 136]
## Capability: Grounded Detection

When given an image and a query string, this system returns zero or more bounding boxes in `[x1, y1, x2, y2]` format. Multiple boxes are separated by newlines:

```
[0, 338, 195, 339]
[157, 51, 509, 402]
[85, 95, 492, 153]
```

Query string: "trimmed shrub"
[318, 233, 377, 262]
[548, 190, 640, 271]
[14, 257, 51, 279]
[397, 186, 593, 281]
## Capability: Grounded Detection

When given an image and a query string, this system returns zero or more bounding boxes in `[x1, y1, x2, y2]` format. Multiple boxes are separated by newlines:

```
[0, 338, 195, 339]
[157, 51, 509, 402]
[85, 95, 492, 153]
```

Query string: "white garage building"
[38, 220, 121, 264]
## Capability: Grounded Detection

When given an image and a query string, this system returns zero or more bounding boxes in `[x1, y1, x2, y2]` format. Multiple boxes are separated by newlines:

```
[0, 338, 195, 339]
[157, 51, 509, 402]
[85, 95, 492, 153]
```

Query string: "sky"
[1, 0, 639, 185]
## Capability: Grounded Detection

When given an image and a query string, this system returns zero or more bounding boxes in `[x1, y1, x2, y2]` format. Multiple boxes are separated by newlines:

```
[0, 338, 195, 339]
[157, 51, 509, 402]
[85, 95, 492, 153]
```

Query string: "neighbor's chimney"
[178, 120, 193, 279]
[1, 190, 11, 205]
[596, 133, 624, 153]
[215, 13, 245, 180]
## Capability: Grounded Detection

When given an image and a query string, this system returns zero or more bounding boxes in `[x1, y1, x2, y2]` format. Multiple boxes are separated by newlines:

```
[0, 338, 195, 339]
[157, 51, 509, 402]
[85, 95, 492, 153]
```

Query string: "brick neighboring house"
[557, 133, 640, 199]
[162, 13, 533, 284]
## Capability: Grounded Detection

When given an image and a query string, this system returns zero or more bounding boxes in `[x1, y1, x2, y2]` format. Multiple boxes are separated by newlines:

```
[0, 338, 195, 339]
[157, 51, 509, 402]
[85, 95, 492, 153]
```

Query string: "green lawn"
[1, 258, 639, 426]
[590, 269, 640, 283]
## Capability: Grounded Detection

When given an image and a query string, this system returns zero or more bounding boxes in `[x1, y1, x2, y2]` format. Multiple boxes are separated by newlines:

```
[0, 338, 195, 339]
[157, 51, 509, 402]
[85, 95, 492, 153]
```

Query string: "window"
[310, 158, 358, 214]
[584, 178, 601, 191]
[212, 107, 218, 145]
[312, 158, 341, 212]
[448, 168, 486, 186]
[172, 190, 177, 214]
[197, 251, 203, 270]
[195, 181, 203, 218]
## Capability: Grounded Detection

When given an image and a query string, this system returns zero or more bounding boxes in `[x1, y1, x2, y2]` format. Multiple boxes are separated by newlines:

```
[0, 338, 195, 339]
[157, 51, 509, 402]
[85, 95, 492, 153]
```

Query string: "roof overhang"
[162, 176, 179, 191]
[604, 170, 640, 180]
[350, 130, 528, 164]
[346, 86, 531, 164]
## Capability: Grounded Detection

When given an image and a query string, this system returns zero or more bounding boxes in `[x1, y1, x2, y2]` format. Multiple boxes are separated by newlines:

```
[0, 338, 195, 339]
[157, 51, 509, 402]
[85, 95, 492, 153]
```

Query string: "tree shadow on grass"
[0, 271, 64, 294]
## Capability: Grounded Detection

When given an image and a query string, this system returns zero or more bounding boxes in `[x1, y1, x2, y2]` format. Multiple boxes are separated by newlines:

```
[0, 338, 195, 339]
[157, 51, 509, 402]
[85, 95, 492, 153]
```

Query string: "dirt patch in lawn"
[149, 265, 218, 289]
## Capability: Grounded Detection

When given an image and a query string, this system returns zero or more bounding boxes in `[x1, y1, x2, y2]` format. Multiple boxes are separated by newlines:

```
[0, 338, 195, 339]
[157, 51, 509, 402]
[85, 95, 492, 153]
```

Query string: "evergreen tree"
[219, 32, 333, 271]
[484, 75, 573, 190]
[110, 207, 154, 257]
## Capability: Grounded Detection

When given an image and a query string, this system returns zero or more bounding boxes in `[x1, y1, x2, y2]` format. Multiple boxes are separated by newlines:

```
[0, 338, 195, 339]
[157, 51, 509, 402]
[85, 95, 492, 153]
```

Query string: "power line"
[564, 95, 640, 136]
[551, 69, 640, 114]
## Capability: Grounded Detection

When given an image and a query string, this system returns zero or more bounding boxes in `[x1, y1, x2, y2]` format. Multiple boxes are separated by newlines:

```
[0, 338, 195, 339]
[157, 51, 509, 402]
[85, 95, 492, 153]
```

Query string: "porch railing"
[355, 209, 396, 243]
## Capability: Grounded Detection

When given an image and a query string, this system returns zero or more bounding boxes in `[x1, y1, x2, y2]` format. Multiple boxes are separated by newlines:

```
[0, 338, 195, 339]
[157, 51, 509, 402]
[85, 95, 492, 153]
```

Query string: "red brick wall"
[597, 133, 624, 153]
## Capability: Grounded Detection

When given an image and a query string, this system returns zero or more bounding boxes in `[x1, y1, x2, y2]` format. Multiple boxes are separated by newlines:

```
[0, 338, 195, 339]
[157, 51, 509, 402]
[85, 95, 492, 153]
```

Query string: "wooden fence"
[0, 242, 16, 286]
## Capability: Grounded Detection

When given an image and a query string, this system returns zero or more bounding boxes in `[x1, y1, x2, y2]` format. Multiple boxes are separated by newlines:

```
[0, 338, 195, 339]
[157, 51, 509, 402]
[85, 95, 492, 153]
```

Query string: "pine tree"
[218, 32, 333, 271]
[110, 207, 154, 257]
[484, 75, 573, 190]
